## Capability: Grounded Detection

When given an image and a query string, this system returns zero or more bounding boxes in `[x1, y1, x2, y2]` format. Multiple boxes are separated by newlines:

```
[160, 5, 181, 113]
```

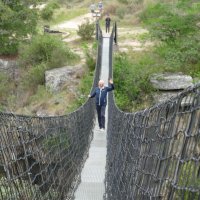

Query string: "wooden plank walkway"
[74, 36, 110, 200]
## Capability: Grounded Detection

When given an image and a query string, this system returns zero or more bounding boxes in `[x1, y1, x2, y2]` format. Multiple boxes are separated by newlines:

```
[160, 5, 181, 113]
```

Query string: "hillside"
[1, 0, 200, 114]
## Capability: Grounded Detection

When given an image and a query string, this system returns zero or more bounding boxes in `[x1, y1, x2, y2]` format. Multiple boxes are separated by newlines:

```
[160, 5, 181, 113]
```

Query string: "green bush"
[77, 19, 95, 41]
[150, 14, 197, 43]
[19, 34, 78, 68]
[117, 0, 128, 4]
[0, 37, 18, 55]
[140, 3, 170, 24]
[41, 6, 54, 20]
[0, 73, 12, 102]
[113, 53, 157, 111]
[0, 1, 37, 55]
[155, 36, 200, 74]
[40, 2, 60, 21]
[82, 42, 97, 71]
[67, 71, 94, 112]
[23, 63, 47, 90]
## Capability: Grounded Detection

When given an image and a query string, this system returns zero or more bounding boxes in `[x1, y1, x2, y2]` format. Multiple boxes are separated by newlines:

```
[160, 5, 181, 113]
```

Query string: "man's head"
[98, 80, 104, 88]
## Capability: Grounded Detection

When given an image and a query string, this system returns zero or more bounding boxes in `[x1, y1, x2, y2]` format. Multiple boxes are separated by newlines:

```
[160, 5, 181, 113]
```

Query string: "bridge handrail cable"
[105, 23, 200, 199]
[0, 26, 103, 200]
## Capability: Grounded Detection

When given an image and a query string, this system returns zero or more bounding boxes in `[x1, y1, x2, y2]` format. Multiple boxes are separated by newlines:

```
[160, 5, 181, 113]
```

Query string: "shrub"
[140, 3, 171, 24]
[150, 14, 197, 43]
[117, 0, 128, 4]
[41, 6, 54, 20]
[23, 63, 47, 90]
[77, 19, 95, 40]
[0, 1, 37, 55]
[104, 3, 118, 15]
[116, 7, 126, 19]
[0, 73, 12, 102]
[19, 34, 78, 68]
[40, 2, 59, 21]
[0, 37, 19, 55]
[81, 42, 97, 71]
[113, 53, 157, 111]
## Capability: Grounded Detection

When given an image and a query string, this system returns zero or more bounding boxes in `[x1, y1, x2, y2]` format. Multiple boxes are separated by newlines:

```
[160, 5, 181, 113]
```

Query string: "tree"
[0, 0, 38, 55]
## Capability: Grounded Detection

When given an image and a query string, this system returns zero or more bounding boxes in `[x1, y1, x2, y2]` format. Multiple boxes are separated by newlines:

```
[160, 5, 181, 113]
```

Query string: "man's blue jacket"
[90, 84, 114, 106]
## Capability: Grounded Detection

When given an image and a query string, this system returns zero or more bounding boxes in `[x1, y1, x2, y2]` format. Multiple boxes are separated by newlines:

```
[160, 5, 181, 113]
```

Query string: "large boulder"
[45, 65, 84, 93]
[150, 73, 193, 91]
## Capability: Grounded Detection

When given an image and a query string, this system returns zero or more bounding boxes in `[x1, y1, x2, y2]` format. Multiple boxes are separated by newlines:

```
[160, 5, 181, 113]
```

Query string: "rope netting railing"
[105, 25, 200, 199]
[0, 28, 102, 200]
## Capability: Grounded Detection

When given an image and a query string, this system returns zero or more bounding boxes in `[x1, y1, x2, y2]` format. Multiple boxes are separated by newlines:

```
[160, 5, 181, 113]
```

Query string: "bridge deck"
[74, 36, 110, 200]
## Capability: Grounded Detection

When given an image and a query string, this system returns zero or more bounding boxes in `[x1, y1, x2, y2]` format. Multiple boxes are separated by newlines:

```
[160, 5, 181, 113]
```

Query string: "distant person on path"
[98, 1, 103, 13]
[88, 79, 114, 131]
[105, 14, 111, 33]
[90, 3, 96, 14]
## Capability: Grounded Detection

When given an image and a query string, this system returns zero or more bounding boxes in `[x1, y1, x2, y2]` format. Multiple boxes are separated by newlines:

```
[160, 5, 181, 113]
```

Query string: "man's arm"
[88, 89, 96, 98]
[107, 79, 114, 91]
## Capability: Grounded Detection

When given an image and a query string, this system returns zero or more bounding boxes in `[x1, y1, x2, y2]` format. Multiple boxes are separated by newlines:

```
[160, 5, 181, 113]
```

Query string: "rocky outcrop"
[45, 64, 85, 93]
[0, 59, 18, 77]
[150, 73, 194, 104]
[150, 73, 193, 91]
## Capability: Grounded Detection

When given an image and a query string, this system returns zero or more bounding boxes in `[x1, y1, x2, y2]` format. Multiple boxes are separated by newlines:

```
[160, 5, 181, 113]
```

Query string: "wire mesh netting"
[105, 25, 200, 200]
[0, 27, 102, 200]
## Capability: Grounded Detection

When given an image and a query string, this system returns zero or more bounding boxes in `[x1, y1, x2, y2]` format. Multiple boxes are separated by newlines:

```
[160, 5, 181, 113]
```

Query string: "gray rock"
[153, 92, 179, 104]
[0, 59, 18, 77]
[36, 109, 49, 117]
[150, 73, 193, 91]
[153, 92, 194, 108]
[45, 65, 83, 93]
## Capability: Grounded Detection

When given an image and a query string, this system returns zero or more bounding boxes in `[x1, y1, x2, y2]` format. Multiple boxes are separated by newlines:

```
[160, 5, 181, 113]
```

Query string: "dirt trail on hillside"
[53, 13, 95, 30]
[53, 13, 152, 51]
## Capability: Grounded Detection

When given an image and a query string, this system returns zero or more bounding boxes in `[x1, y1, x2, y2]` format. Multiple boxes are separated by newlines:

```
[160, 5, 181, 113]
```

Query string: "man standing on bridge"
[88, 79, 114, 131]
[105, 14, 111, 33]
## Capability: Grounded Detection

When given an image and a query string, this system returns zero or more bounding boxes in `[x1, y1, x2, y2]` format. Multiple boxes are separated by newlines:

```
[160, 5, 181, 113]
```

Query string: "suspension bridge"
[0, 24, 200, 200]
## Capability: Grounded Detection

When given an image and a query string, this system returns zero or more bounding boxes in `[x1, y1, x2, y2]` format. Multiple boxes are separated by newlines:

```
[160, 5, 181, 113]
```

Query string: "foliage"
[82, 42, 97, 71]
[150, 14, 198, 43]
[43, 132, 69, 153]
[116, 7, 126, 19]
[104, 3, 118, 15]
[28, 85, 52, 105]
[77, 19, 95, 41]
[22, 63, 47, 90]
[19, 34, 78, 92]
[140, 3, 170, 25]
[0, 73, 13, 102]
[19, 34, 78, 68]
[139, 1, 200, 82]
[0, 177, 60, 199]
[41, 5, 54, 20]
[113, 53, 158, 111]
[40, 2, 60, 20]
[117, 0, 128, 4]
[174, 161, 200, 199]
[0, 0, 38, 55]
[156, 36, 200, 73]
[67, 71, 94, 112]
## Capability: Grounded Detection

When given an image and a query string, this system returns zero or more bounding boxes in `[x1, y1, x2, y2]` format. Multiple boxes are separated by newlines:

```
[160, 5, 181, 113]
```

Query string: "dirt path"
[53, 13, 95, 31]
[53, 13, 152, 51]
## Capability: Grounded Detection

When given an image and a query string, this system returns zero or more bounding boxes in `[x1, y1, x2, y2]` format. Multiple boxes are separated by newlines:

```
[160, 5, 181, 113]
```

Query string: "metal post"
[96, 20, 99, 40]
[114, 22, 117, 45]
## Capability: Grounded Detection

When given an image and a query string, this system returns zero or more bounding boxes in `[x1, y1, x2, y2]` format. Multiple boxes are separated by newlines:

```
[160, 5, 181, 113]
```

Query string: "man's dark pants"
[96, 105, 106, 129]
[106, 24, 110, 33]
